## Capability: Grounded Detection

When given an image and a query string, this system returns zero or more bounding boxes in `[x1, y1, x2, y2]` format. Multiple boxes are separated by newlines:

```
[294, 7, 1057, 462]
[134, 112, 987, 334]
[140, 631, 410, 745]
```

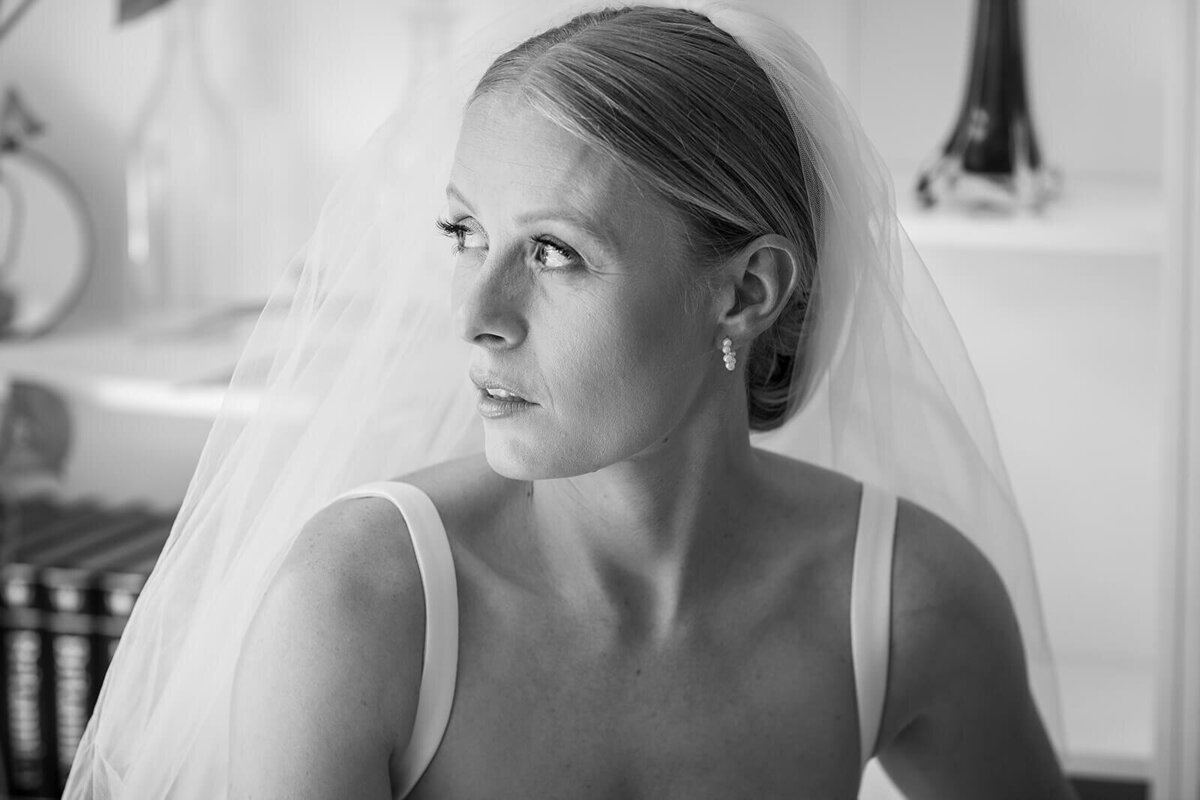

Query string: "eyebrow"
[445, 183, 618, 252]
[445, 184, 472, 209]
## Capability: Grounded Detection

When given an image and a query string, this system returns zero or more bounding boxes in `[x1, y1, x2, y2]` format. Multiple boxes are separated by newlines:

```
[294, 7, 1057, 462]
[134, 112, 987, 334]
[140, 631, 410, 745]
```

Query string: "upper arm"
[875, 500, 1075, 800]
[229, 497, 425, 800]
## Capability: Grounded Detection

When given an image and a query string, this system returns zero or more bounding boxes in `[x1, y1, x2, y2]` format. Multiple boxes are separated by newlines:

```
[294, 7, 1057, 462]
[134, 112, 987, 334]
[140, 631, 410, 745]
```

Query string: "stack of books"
[0, 496, 175, 799]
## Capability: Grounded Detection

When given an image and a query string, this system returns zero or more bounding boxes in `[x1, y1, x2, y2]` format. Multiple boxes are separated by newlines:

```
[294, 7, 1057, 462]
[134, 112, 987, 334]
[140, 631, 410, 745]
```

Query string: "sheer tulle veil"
[64, 2, 1062, 796]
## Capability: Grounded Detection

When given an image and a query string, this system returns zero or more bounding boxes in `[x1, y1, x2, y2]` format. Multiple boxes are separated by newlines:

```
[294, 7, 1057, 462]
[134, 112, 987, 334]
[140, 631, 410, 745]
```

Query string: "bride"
[66, 4, 1075, 798]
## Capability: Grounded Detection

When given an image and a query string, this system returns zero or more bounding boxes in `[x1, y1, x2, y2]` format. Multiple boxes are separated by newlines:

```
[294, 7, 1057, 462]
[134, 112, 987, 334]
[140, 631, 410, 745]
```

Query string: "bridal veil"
[64, 2, 1062, 796]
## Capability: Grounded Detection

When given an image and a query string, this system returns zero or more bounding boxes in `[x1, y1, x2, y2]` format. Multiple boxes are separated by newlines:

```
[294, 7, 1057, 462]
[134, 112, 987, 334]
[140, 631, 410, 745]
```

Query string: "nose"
[453, 253, 529, 350]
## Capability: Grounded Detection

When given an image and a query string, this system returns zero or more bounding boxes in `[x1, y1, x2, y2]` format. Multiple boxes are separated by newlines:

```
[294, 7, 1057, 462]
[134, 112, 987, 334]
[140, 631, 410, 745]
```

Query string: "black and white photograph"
[1, 0, 1197, 797]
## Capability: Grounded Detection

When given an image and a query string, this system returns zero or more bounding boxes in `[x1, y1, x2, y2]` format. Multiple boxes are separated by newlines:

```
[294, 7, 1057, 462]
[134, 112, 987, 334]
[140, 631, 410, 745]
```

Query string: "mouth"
[480, 386, 530, 403]
[470, 370, 536, 405]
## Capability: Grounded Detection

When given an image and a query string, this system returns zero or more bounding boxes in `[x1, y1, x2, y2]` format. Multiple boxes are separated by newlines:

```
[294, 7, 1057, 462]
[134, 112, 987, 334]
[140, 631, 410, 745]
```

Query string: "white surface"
[0, 315, 259, 508]
[897, 175, 1164, 258]
[859, 761, 903, 799]
[1152, 0, 1200, 797]
[1060, 660, 1156, 779]
[0, 314, 254, 418]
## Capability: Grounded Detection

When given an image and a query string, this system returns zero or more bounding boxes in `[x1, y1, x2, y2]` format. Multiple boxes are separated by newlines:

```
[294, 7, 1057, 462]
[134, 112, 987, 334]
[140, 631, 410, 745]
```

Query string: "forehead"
[448, 91, 666, 244]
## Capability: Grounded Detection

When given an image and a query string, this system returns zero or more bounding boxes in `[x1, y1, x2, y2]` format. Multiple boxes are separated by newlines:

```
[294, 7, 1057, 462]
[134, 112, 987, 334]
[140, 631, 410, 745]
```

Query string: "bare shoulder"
[287, 489, 427, 600]
[267, 490, 429, 673]
[881, 500, 1024, 730]
[890, 501, 1022, 695]
[875, 500, 1072, 798]
[228, 495, 427, 799]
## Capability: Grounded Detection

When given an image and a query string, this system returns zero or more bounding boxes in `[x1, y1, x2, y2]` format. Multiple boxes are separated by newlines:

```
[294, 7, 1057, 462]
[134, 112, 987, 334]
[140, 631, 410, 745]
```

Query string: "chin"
[482, 424, 624, 482]
[482, 437, 592, 481]
[480, 417, 667, 481]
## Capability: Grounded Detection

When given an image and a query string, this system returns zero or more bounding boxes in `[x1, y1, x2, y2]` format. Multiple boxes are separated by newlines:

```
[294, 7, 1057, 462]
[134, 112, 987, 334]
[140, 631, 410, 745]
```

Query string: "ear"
[717, 234, 802, 343]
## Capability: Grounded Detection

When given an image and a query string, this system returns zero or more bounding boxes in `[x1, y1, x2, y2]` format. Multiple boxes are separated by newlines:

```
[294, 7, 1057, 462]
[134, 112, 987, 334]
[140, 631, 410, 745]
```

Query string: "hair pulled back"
[473, 6, 824, 432]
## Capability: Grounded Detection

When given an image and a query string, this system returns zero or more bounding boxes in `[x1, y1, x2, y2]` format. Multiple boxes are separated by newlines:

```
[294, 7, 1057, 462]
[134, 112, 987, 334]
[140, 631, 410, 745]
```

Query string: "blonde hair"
[473, 5, 823, 431]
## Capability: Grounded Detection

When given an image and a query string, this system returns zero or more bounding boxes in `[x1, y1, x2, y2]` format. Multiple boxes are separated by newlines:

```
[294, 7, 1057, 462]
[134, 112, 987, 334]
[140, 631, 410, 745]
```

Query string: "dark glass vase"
[915, 0, 1059, 212]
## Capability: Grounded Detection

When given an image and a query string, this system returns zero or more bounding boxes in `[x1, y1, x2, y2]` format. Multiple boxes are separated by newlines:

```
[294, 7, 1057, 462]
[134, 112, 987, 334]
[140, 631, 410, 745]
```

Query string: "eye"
[435, 217, 486, 254]
[531, 236, 581, 270]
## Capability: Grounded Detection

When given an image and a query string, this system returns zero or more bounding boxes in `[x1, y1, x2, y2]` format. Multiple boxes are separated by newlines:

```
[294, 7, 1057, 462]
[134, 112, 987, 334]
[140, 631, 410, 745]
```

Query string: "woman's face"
[446, 90, 720, 479]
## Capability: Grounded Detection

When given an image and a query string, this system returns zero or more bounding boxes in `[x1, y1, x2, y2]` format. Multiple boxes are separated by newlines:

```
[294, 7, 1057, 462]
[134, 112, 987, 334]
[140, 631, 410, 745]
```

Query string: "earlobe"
[720, 234, 802, 341]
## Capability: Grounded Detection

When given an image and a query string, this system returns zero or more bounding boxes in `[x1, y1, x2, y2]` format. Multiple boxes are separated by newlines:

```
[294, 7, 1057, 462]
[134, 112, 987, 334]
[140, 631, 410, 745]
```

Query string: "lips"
[469, 369, 535, 404]
[482, 386, 526, 401]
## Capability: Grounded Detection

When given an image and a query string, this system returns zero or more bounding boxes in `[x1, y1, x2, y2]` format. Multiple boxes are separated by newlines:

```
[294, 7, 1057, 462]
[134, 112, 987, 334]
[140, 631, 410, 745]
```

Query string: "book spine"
[90, 518, 170, 682]
[43, 570, 95, 794]
[95, 573, 146, 680]
[50, 631, 89, 793]
[2, 567, 54, 797]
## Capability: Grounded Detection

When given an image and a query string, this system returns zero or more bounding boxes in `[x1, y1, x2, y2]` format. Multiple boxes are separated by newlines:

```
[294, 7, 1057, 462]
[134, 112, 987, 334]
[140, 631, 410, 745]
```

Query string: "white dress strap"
[330, 481, 459, 799]
[850, 482, 898, 767]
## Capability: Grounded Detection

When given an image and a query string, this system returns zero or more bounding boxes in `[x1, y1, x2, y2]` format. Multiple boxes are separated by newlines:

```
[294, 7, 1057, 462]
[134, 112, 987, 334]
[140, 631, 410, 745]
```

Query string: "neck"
[526, 394, 765, 641]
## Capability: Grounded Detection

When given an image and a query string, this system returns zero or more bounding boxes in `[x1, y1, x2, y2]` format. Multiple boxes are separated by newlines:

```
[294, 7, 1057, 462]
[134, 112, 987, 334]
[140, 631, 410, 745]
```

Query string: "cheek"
[548, 283, 702, 414]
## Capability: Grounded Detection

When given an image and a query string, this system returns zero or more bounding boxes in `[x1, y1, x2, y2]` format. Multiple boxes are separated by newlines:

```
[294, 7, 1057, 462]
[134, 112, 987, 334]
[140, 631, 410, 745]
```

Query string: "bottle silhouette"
[916, 0, 1059, 212]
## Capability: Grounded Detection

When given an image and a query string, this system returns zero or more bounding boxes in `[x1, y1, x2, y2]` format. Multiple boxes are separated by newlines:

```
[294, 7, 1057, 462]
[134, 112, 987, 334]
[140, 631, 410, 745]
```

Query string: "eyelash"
[435, 218, 472, 255]
[434, 217, 581, 270]
[531, 237, 579, 270]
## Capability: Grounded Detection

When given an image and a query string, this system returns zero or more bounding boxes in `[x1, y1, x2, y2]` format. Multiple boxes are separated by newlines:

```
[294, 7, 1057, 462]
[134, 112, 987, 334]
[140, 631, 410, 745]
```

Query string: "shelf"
[895, 175, 1164, 259]
[0, 313, 257, 418]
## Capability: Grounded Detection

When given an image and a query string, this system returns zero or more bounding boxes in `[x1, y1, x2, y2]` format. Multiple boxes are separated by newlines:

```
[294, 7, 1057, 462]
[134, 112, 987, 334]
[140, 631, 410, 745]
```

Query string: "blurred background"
[1, 0, 1196, 798]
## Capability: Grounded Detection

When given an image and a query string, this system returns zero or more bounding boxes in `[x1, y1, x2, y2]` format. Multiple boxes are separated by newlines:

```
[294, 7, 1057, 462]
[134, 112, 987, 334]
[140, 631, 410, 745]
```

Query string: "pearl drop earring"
[721, 337, 736, 372]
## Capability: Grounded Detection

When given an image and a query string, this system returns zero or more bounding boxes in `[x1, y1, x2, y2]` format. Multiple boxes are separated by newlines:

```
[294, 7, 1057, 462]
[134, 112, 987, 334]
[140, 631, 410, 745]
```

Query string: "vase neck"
[963, 0, 1032, 113]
